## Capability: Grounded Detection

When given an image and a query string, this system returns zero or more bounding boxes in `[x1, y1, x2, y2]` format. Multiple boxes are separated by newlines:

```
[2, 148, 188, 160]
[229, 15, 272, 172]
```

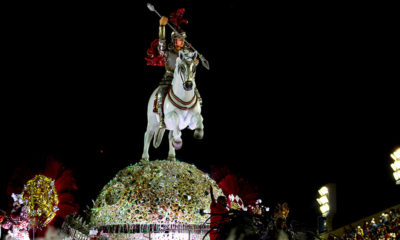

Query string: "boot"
[157, 87, 166, 129]
[159, 114, 166, 129]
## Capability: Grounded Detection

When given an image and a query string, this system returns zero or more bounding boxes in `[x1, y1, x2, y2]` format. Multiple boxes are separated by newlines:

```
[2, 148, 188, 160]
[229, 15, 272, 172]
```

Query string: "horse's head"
[174, 50, 198, 91]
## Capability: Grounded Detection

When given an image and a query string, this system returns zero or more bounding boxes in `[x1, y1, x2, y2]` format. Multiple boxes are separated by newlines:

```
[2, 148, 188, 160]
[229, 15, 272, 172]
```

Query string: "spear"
[147, 3, 210, 70]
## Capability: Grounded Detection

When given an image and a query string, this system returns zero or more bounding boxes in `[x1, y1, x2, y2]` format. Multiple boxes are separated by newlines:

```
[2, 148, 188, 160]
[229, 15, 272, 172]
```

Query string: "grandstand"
[319, 203, 400, 239]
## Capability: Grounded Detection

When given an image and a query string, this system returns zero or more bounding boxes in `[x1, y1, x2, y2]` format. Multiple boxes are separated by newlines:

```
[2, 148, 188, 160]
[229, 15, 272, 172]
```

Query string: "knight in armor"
[146, 8, 202, 129]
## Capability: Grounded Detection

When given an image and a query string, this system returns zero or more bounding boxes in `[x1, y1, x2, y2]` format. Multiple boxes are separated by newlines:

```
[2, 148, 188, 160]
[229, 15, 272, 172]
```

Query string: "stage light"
[390, 148, 400, 184]
[394, 170, 400, 181]
[320, 204, 330, 215]
[317, 195, 329, 205]
[317, 185, 330, 217]
[391, 148, 400, 161]
[318, 186, 328, 196]
[391, 161, 400, 171]
[316, 184, 336, 233]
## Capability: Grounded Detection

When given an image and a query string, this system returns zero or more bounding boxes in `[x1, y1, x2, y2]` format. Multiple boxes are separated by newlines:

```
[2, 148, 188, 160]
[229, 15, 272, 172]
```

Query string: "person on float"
[209, 185, 229, 240]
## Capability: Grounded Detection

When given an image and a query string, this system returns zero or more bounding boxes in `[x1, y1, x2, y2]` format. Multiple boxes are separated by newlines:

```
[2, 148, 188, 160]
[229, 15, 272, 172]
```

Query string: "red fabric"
[169, 8, 188, 31]
[145, 8, 188, 67]
[217, 174, 259, 206]
[41, 157, 79, 224]
[145, 39, 165, 67]
[210, 202, 228, 240]
[210, 165, 231, 183]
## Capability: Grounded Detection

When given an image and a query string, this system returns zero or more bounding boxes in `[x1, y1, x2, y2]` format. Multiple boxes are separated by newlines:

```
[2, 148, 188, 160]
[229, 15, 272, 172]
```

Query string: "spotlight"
[317, 186, 330, 217]
[316, 184, 336, 233]
[391, 161, 400, 171]
[390, 148, 400, 185]
[317, 195, 329, 205]
[394, 171, 400, 181]
[318, 186, 328, 196]
[390, 148, 400, 161]
[319, 204, 330, 215]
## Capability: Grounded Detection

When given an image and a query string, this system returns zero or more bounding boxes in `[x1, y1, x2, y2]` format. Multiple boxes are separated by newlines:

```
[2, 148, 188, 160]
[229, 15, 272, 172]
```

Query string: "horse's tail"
[153, 128, 165, 149]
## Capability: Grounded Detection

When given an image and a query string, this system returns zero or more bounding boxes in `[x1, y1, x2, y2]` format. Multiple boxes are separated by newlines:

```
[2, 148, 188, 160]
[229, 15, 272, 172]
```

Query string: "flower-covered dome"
[90, 160, 224, 227]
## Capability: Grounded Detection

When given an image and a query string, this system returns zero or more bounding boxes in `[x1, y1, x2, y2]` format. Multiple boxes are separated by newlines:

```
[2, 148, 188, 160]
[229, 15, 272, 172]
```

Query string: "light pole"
[390, 148, 400, 185]
[317, 184, 336, 233]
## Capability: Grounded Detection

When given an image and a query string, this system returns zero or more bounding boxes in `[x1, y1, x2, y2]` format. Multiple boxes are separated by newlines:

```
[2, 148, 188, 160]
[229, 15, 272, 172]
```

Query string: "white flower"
[229, 194, 234, 201]
[53, 206, 59, 212]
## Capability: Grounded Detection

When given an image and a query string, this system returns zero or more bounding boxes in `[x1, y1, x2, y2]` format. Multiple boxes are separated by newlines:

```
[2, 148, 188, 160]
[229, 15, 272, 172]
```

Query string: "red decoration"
[169, 8, 188, 32]
[145, 39, 165, 67]
[210, 201, 228, 240]
[211, 166, 260, 207]
[145, 8, 189, 67]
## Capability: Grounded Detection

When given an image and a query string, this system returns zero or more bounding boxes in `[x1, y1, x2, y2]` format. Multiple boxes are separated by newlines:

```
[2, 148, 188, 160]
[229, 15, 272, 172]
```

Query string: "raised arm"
[210, 185, 216, 205]
[158, 16, 168, 57]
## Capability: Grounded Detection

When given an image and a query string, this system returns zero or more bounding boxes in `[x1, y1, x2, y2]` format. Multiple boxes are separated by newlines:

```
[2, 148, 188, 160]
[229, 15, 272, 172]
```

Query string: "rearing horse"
[142, 50, 204, 161]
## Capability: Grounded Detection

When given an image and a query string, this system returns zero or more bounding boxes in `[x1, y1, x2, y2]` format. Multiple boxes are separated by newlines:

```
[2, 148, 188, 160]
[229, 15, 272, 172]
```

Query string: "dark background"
[1, 0, 399, 231]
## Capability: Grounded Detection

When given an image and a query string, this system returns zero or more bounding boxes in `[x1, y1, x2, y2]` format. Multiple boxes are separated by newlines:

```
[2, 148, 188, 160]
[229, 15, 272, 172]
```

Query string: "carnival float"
[1, 4, 292, 240]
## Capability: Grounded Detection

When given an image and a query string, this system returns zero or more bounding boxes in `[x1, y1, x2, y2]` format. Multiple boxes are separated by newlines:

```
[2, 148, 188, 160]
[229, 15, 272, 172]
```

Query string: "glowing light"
[394, 170, 400, 181]
[317, 196, 329, 205]
[391, 148, 400, 161]
[317, 185, 330, 216]
[391, 148, 400, 184]
[391, 161, 400, 171]
[318, 186, 329, 196]
[320, 204, 330, 215]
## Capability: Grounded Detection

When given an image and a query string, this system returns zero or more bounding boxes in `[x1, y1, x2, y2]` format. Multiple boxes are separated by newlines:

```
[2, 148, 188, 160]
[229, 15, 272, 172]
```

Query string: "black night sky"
[1, 0, 399, 232]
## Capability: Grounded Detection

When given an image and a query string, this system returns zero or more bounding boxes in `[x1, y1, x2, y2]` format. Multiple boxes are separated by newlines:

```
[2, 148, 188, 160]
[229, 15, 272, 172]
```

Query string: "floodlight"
[316, 184, 336, 232]
[391, 148, 400, 184]
[320, 204, 330, 215]
[317, 196, 329, 205]
[394, 170, 400, 181]
[391, 161, 400, 171]
[318, 186, 329, 196]
[391, 148, 400, 161]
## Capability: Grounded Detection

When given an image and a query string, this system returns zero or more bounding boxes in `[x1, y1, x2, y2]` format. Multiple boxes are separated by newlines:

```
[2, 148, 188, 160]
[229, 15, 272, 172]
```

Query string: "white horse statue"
[142, 50, 204, 161]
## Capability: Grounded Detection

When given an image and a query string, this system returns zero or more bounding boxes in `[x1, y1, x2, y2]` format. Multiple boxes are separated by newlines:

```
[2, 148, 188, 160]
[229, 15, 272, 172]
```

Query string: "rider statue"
[146, 8, 202, 129]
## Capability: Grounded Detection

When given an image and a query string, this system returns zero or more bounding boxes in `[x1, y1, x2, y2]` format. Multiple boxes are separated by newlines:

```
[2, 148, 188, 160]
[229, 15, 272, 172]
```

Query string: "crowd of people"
[329, 208, 400, 240]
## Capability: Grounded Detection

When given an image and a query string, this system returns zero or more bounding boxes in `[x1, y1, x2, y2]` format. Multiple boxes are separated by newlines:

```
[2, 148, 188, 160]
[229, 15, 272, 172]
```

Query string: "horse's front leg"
[165, 111, 182, 150]
[167, 131, 176, 160]
[189, 110, 204, 140]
